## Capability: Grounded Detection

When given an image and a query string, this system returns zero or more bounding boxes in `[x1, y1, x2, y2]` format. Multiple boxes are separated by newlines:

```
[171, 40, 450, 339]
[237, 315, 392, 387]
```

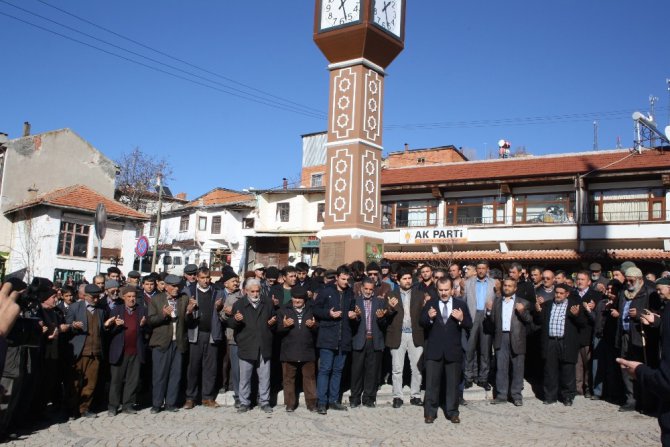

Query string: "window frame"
[444, 196, 505, 225]
[310, 173, 324, 187]
[513, 192, 575, 224]
[57, 221, 90, 258]
[276, 202, 290, 223]
[198, 216, 207, 231]
[211, 215, 221, 234]
[589, 188, 666, 223]
[179, 215, 189, 233]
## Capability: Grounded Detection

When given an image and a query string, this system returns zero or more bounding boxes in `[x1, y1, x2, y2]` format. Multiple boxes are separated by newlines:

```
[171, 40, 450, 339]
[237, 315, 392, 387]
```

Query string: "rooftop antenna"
[593, 121, 599, 150]
[632, 111, 670, 153]
[649, 95, 659, 147]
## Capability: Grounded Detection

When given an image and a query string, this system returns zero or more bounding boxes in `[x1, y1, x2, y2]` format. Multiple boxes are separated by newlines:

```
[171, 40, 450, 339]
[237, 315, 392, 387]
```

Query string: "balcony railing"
[584, 210, 665, 223]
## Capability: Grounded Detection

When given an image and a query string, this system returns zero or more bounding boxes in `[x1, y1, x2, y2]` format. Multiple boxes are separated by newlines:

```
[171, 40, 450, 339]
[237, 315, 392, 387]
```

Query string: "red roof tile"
[187, 188, 253, 207]
[5, 185, 148, 220]
[384, 249, 670, 262]
[381, 148, 670, 186]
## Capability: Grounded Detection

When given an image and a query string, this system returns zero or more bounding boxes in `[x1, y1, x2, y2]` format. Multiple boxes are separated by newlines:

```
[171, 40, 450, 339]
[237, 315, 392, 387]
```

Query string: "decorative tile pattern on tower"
[328, 148, 353, 222]
[331, 68, 357, 140]
[363, 69, 382, 144]
[360, 149, 379, 224]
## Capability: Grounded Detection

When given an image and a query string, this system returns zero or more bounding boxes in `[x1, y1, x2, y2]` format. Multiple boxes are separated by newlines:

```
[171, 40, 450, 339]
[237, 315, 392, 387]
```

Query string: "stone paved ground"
[6, 384, 660, 446]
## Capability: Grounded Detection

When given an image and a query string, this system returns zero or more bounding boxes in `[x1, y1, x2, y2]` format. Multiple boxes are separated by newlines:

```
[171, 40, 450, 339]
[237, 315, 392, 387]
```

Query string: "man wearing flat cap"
[66, 284, 109, 418]
[126, 271, 141, 287]
[182, 264, 198, 293]
[353, 262, 392, 299]
[103, 279, 121, 311]
[148, 274, 189, 413]
[589, 263, 609, 291]
[534, 283, 586, 406]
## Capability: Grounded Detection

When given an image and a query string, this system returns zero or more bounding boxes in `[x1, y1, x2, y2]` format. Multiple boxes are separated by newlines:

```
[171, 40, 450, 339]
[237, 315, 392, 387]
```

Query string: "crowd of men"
[1, 259, 670, 441]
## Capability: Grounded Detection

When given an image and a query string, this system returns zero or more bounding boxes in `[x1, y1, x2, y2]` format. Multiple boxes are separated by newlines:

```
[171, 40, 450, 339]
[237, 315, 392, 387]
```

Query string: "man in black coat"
[534, 283, 586, 406]
[485, 278, 533, 406]
[420, 278, 472, 424]
[227, 278, 276, 413]
[572, 270, 602, 398]
[312, 265, 358, 415]
[618, 277, 670, 447]
[105, 286, 149, 416]
[276, 286, 317, 412]
[349, 277, 388, 408]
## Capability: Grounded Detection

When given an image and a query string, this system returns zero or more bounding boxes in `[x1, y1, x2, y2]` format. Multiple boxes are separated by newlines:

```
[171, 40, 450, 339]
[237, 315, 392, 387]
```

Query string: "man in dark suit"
[66, 284, 109, 418]
[485, 278, 533, 406]
[227, 278, 277, 413]
[105, 286, 148, 416]
[349, 278, 388, 408]
[420, 278, 473, 424]
[148, 274, 190, 414]
[462, 260, 496, 390]
[183, 267, 225, 410]
[534, 283, 586, 406]
[572, 270, 602, 398]
[385, 268, 426, 408]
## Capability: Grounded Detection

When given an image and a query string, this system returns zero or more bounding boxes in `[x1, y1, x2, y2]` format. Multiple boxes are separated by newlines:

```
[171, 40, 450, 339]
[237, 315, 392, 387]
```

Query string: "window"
[135, 225, 143, 238]
[382, 203, 394, 229]
[311, 173, 323, 187]
[149, 221, 157, 237]
[173, 256, 182, 265]
[242, 218, 255, 229]
[445, 197, 505, 225]
[211, 216, 221, 234]
[198, 216, 207, 231]
[57, 221, 90, 258]
[589, 188, 665, 222]
[393, 200, 438, 228]
[277, 203, 290, 222]
[513, 193, 575, 224]
[179, 215, 189, 232]
[317, 203, 325, 222]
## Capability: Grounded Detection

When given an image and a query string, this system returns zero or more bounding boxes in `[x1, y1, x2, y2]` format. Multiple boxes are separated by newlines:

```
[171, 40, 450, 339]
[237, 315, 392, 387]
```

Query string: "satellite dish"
[498, 139, 506, 147]
[95, 203, 107, 240]
[632, 111, 645, 121]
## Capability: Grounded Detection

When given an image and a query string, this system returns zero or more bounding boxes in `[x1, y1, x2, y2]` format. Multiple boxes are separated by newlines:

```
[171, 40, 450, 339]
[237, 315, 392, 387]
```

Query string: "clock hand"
[383, 1, 390, 28]
[339, 0, 347, 20]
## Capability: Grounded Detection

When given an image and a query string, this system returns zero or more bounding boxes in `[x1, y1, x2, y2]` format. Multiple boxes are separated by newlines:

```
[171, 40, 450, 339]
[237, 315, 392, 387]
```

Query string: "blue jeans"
[317, 348, 347, 405]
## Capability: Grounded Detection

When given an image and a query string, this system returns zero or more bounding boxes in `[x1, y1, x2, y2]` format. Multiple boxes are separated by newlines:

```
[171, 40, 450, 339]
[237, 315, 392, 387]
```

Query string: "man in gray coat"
[462, 260, 496, 389]
[485, 278, 533, 406]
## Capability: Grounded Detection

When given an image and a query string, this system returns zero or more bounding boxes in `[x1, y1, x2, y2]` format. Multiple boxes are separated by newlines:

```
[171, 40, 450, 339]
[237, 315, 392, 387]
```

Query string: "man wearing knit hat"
[220, 270, 242, 407]
[613, 266, 661, 412]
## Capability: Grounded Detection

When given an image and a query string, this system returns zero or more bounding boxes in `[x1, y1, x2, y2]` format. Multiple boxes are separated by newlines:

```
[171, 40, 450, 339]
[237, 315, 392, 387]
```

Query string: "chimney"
[404, 143, 409, 153]
[175, 192, 187, 200]
[23, 122, 31, 137]
[282, 178, 288, 190]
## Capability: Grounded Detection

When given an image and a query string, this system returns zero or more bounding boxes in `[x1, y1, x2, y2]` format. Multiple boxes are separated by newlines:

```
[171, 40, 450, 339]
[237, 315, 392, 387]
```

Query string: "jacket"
[148, 291, 189, 353]
[228, 296, 276, 361]
[351, 295, 388, 352]
[106, 305, 149, 364]
[276, 303, 317, 362]
[65, 300, 107, 360]
[385, 287, 425, 349]
[184, 286, 225, 344]
[220, 289, 243, 345]
[534, 296, 586, 363]
[615, 284, 660, 349]
[312, 283, 356, 352]
[484, 295, 533, 355]
[573, 288, 603, 347]
[463, 276, 496, 320]
[420, 297, 473, 362]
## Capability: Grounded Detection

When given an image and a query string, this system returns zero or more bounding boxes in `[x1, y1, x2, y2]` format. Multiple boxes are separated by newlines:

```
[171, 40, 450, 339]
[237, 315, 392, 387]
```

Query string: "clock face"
[372, 0, 403, 38]
[320, 0, 362, 31]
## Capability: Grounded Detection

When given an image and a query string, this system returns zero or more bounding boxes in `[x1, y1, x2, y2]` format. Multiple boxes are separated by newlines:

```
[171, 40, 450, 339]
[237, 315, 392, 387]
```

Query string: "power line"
[35, 0, 326, 117]
[0, 1, 326, 120]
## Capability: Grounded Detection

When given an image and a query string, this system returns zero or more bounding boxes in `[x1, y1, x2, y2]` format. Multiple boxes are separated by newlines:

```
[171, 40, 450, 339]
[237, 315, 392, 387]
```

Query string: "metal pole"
[96, 238, 102, 275]
[150, 175, 164, 272]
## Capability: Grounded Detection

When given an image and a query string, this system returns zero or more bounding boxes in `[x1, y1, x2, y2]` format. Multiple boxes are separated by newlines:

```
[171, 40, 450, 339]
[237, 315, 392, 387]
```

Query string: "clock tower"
[314, 0, 406, 267]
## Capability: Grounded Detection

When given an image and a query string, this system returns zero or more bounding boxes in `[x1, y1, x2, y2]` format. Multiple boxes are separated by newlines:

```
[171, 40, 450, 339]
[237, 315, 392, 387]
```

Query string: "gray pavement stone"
[5, 382, 661, 446]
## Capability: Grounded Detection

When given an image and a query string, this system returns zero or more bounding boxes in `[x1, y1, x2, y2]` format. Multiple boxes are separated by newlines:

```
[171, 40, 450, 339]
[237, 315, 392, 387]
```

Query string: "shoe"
[285, 406, 294, 413]
[237, 405, 250, 413]
[563, 399, 573, 407]
[123, 406, 137, 415]
[363, 402, 376, 408]
[183, 399, 195, 410]
[584, 391, 592, 399]
[234, 398, 241, 409]
[202, 399, 221, 408]
[448, 415, 461, 424]
[477, 381, 491, 391]
[618, 403, 635, 412]
[329, 402, 347, 411]
[464, 380, 473, 389]
[317, 405, 327, 415]
[459, 397, 467, 406]
[307, 407, 317, 413]
[107, 409, 117, 417]
[392, 398, 403, 408]
[590, 395, 602, 401]
[81, 411, 97, 418]
[261, 404, 273, 413]
[543, 400, 556, 405]
[424, 416, 435, 424]
[410, 398, 423, 406]
[513, 400, 523, 407]
[150, 407, 161, 414]
[165, 406, 179, 412]
[490, 398, 506, 405]
[349, 399, 361, 408]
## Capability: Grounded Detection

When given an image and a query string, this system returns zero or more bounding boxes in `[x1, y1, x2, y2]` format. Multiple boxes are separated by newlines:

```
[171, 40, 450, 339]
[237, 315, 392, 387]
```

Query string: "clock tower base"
[318, 230, 384, 269]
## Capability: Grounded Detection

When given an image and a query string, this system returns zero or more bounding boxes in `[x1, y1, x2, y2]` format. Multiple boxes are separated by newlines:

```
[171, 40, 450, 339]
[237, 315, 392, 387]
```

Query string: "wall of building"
[385, 146, 467, 169]
[256, 192, 325, 232]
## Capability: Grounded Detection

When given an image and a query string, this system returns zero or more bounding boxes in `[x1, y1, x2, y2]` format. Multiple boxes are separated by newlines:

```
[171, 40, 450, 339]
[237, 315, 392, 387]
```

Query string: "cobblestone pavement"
[7, 385, 660, 447]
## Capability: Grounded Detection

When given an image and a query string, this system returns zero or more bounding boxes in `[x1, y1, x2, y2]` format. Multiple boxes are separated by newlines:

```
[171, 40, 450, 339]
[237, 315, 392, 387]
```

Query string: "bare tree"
[116, 147, 173, 211]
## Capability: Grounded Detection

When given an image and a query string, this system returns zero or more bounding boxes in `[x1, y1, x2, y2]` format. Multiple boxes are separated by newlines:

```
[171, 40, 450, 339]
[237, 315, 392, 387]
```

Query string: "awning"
[383, 249, 670, 262]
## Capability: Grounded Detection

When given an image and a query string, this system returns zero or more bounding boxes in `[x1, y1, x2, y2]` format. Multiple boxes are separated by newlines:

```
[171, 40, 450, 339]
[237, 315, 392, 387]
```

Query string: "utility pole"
[593, 121, 598, 150]
[150, 174, 164, 272]
[650, 95, 658, 147]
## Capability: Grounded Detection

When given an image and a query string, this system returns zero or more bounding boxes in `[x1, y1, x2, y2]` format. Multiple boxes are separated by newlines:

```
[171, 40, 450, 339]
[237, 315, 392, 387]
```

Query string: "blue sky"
[1, 1, 668, 199]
